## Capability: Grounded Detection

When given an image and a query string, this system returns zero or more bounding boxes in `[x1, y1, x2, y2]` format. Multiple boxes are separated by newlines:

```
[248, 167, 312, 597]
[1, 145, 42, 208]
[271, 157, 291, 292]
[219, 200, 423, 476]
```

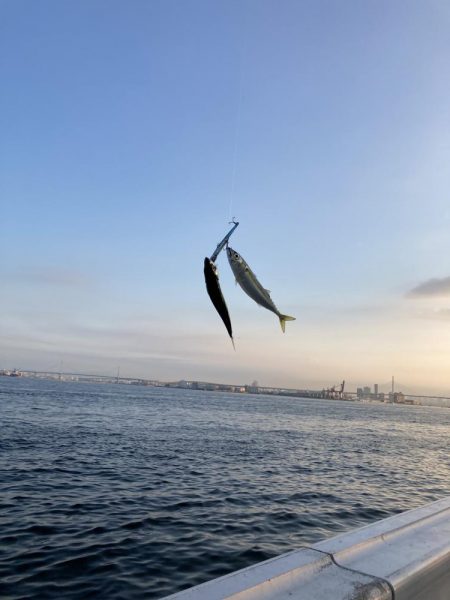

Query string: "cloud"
[8, 266, 93, 287]
[407, 276, 450, 298]
[419, 308, 450, 321]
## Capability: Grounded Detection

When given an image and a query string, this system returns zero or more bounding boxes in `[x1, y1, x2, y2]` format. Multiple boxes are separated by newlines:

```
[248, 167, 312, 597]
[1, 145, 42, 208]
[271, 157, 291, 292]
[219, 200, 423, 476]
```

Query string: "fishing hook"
[209, 220, 239, 263]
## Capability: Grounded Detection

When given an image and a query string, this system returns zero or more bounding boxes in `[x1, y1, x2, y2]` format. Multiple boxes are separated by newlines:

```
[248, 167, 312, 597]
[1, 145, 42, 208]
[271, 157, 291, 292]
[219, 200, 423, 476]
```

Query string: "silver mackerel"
[227, 245, 295, 332]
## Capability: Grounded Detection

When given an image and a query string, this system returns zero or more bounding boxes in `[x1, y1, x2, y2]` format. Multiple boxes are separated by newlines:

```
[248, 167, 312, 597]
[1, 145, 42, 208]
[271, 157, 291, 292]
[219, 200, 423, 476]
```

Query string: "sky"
[1, 1, 450, 393]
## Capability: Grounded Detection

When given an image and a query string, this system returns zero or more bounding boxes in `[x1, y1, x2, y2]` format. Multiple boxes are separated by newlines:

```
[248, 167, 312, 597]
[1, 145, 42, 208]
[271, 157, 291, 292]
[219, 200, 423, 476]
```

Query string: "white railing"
[164, 496, 450, 600]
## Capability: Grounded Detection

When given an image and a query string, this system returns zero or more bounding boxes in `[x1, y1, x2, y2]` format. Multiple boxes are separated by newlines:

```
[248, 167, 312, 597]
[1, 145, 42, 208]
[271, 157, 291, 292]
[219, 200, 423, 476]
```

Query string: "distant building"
[388, 392, 405, 403]
[363, 386, 371, 396]
[357, 387, 363, 398]
[246, 384, 259, 394]
[374, 383, 379, 396]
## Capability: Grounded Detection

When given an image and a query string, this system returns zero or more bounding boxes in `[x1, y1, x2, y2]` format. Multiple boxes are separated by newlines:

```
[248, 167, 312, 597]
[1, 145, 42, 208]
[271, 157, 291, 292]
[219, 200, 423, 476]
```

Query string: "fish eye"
[234, 253, 239, 259]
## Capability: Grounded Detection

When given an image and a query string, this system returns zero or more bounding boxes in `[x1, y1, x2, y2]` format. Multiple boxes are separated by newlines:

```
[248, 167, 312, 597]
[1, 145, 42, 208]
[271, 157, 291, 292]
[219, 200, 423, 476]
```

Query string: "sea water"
[1, 378, 449, 599]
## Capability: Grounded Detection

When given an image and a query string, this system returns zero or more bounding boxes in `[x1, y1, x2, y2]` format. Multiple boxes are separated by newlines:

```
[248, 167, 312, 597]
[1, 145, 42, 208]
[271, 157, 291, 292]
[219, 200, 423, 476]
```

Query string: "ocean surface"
[1, 378, 449, 599]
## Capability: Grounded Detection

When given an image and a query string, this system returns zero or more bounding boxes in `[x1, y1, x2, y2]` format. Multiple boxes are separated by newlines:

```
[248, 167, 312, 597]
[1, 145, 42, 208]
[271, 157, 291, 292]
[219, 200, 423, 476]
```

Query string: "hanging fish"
[226, 245, 295, 332]
[203, 258, 234, 348]
[203, 221, 239, 347]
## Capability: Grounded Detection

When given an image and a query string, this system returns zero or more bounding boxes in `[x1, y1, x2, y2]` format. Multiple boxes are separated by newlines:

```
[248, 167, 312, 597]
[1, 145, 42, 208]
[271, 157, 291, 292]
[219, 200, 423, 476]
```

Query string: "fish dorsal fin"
[265, 288, 271, 295]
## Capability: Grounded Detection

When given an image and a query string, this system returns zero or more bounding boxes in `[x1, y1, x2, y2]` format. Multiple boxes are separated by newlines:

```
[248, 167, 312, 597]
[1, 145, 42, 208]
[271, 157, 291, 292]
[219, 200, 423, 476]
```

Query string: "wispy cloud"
[7, 267, 93, 287]
[419, 308, 450, 321]
[407, 276, 450, 298]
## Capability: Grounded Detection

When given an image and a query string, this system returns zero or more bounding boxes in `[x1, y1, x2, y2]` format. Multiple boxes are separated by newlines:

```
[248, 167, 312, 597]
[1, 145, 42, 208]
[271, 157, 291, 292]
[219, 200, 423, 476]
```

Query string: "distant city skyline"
[0, 363, 447, 398]
[3, 369, 450, 409]
[2, 1, 450, 394]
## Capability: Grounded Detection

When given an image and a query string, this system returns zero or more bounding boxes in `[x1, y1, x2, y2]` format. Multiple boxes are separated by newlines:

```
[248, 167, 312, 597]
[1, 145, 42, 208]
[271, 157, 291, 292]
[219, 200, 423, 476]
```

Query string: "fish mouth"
[227, 246, 240, 262]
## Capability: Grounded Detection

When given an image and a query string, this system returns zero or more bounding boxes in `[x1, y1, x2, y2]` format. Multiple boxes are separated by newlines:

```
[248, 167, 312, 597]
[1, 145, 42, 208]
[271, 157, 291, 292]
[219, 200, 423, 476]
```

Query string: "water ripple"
[0, 378, 449, 599]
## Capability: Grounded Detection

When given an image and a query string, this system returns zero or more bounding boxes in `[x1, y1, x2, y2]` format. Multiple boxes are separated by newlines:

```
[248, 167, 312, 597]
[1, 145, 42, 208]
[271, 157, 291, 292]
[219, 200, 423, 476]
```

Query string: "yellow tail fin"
[279, 314, 295, 333]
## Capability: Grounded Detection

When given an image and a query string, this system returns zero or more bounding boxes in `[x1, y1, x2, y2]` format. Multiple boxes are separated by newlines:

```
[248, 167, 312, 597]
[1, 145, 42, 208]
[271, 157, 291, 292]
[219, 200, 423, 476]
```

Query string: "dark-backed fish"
[204, 257, 234, 347]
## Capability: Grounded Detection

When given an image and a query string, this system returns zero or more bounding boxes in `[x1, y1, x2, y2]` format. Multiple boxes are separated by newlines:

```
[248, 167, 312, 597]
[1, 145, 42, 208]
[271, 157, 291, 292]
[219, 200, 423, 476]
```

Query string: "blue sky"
[1, 1, 450, 392]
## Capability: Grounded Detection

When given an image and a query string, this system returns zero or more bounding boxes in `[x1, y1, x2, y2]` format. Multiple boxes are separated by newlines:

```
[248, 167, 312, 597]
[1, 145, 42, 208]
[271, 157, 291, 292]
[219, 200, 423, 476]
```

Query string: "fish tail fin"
[279, 314, 296, 333]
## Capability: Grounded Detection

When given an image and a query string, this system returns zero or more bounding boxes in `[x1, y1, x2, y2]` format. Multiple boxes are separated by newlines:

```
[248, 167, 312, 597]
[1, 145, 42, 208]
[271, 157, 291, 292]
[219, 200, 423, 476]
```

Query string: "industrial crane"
[323, 380, 345, 400]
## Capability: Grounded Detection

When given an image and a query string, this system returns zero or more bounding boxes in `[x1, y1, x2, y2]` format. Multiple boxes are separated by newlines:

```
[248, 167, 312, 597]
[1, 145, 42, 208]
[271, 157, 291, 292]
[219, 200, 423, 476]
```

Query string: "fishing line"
[228, 46, 245, 223]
